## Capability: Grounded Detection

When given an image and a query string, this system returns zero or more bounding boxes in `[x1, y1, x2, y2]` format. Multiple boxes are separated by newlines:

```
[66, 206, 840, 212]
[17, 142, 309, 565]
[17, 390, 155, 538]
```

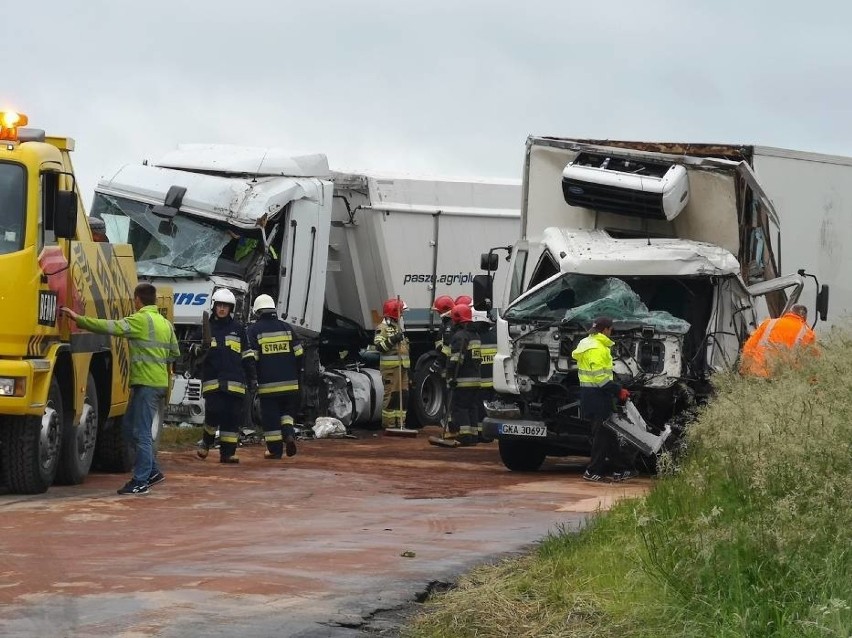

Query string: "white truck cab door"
[278, 181, 333, 335]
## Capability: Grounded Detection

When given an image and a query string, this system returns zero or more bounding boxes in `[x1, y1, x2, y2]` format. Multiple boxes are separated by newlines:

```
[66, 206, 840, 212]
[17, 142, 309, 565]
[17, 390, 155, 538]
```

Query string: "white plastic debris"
[312, 417, 347, 439]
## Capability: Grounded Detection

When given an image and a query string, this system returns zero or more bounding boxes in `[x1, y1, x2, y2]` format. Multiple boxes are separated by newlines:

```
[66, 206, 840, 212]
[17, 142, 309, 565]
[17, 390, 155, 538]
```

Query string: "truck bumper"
[0, 359, 49, 415]
[165, 376, 205, 424]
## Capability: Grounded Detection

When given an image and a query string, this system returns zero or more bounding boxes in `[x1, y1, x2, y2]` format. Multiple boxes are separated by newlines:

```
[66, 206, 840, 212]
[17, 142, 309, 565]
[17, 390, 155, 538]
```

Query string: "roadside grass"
[159, 425, 203, 449]
[405, 328, 852, 638]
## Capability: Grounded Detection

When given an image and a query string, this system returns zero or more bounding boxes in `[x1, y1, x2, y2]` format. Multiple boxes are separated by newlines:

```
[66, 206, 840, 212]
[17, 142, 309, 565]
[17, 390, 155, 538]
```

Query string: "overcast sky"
[6, 1, 852, 202]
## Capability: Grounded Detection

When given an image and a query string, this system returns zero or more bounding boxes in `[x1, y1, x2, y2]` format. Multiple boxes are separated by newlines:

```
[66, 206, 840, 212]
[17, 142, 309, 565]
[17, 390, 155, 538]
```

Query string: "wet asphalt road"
[0, 426, 649, 637]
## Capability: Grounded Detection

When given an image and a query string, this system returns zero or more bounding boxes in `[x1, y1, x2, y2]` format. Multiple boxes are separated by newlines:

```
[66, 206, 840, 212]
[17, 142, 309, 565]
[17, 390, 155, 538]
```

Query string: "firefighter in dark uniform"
[429, 295, 458, 440]
[431, 294, 456, 374]
[472, 308, 496, 443]
[447, 303, 481, 446]
[246, 294, 303, 459]
[197, 288, 256, 464]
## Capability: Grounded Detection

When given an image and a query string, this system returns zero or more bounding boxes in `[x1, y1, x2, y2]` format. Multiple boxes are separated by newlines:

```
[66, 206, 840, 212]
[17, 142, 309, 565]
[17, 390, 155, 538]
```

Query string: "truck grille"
[186, 379, 202, 401]
[562, 178, 666, 220]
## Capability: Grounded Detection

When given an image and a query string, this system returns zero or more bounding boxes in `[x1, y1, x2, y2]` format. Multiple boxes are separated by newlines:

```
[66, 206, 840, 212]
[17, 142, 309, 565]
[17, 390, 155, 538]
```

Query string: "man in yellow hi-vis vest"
[571, 316, 635, 483]
[61, 282, 179, 495]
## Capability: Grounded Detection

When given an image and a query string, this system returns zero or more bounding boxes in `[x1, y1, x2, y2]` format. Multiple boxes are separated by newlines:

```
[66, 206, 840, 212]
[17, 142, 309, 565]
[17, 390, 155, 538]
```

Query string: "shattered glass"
[504, 273, 691, 334]
[91, 193, 234, 277]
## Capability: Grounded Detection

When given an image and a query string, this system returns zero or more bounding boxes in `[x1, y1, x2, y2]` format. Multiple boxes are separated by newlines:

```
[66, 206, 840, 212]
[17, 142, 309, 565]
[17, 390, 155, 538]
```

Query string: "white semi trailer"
[479, 137, 839, 471]
[91, 145, 520, 427]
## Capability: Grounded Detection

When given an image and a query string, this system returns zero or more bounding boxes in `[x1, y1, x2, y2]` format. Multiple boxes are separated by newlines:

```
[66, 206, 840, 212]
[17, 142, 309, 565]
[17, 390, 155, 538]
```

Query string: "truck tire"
[93, 416, 132, 473]
[410, 357, 445, 427]
[56, 373, 99, 485]
[498, 438, 547, 472]
[0, 377, 64, 494]
[93, 393, 164, 473]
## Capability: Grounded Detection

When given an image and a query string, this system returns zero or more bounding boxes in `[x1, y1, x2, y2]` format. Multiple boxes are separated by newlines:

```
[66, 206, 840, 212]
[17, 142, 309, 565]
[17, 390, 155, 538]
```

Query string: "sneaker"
[196, 443, 209, 460]
[117, 480, 149, 495]
[264, 450, 282, 460]
[613, 470, 638, 482]
[284, 436, 298, 458]
[147, 471, 165, 486]
[582, 470, 609, 483]
[219, 456, 240, 464]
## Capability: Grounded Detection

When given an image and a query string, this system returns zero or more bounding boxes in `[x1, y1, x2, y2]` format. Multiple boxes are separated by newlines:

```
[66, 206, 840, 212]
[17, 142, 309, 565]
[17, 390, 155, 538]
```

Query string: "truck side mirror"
[152, 185, 187, 219]
[816, 284, 829, 321]
[472, 274, 493, 311]
[480, 252, 499, 271]
[53, 190, 79, 239]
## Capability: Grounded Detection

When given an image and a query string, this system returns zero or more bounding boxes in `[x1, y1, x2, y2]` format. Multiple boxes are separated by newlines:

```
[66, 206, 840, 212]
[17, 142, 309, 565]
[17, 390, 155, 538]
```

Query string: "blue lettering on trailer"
[174, 293, 209, 306]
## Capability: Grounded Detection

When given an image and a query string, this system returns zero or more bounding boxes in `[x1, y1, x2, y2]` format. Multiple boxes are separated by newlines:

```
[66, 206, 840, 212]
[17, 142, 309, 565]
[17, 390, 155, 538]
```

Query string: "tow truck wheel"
[93, 392, 165, 473]
[56, 374, 99, 485]
[498, 438, 546, 472]
[411, 357, 444, 426]
[92, 416, 131, 473]
[0, 377, 64, 494]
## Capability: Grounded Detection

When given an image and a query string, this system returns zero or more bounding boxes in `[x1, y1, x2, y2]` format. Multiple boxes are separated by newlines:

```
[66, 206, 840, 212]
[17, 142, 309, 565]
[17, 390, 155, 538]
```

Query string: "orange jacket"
[740, 312, 817, 377]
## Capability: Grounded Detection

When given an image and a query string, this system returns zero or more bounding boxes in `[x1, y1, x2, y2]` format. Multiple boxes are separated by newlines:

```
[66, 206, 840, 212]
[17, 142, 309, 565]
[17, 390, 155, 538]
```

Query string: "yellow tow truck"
[0, 111, 167, 494]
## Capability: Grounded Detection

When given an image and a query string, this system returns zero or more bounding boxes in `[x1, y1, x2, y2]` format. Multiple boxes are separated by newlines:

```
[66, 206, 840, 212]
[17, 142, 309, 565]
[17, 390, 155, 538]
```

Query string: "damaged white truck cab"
[481, 137, 828, 471]
[92, 145, 521, 427]
[93, 148, 333, 424]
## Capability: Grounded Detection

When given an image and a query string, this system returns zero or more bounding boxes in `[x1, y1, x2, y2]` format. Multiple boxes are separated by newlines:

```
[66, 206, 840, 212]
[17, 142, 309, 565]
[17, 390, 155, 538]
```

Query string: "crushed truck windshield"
[504, 273, 691, 334]
[0, 163, 25, 256]
[91, 193, 233, 277]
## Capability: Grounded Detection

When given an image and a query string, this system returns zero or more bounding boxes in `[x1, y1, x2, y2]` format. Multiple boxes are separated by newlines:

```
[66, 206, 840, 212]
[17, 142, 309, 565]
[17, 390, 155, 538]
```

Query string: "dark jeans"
[125, 385, 165, 484]
[588, 419, 626, 476]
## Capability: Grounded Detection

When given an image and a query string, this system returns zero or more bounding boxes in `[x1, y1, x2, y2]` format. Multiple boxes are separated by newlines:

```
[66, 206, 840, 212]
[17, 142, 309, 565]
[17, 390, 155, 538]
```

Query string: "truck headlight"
[0, 377, 25, 397]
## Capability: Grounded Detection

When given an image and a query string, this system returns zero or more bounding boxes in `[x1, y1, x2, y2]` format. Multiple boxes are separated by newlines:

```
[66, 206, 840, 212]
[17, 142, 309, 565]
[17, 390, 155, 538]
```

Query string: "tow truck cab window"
[39, 170, 59, 249]
[0, 162, 25, 255]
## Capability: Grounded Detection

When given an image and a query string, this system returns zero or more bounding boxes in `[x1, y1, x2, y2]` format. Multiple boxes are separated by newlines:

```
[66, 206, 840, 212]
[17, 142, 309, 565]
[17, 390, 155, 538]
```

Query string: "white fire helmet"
[211, 288, 237, 310]
[252, 294, 276, 314]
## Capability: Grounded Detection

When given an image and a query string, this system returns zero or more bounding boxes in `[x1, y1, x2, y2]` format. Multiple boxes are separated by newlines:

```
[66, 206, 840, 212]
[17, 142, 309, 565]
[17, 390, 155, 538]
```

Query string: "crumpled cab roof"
[543, 227, 740, 277]
[97, 162, 328, 230]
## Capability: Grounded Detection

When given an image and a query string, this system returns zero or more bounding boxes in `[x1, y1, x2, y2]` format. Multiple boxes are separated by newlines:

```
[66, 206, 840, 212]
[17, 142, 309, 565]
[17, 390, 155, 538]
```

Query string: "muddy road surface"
[0, 426, 649, 637]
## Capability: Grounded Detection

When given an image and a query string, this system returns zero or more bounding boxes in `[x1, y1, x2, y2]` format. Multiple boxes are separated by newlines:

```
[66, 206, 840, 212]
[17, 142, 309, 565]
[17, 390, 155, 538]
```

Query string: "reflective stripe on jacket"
[374, 319, 410, 369]
[246, 315, 304, 396]
[449, 327, 481, 388]
[740, 312, 817, 377]
[201, 316, 254, 396]
[478, 326, 497, 389]
[76, 305, 179, 388]
[571, 333, 614, 387]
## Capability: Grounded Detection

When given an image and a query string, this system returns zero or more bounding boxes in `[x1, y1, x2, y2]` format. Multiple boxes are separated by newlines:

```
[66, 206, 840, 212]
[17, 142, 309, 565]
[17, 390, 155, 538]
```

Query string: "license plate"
[500, 423, 547, 437]
[166, 404, 192, 416]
